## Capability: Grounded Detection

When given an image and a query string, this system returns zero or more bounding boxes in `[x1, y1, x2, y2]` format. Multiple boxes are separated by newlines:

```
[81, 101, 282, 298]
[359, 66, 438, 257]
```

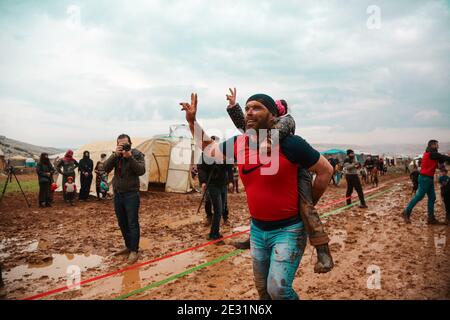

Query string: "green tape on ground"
[114, 186, 397, 301]
[115, 249, 244, 300]
[320, 187, 395, 219]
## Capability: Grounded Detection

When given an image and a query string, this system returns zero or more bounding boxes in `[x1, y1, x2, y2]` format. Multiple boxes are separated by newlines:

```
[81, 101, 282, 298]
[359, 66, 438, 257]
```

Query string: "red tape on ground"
[23, 177, 404, 300]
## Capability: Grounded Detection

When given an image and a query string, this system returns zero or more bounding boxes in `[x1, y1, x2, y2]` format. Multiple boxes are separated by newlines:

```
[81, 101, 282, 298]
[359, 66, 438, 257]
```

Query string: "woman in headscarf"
[56, 150, 79, 202]
[78, 151, 94, 201]
[36, 153, 55, 208]
[94, 153, 108, 200]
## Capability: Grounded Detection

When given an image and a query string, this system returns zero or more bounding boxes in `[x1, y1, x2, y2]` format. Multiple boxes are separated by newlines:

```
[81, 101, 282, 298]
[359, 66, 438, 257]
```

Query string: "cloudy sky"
[0, 0, 449, 148]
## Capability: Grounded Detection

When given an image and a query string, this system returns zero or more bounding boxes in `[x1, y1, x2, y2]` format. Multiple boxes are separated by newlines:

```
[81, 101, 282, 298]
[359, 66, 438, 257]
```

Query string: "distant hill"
[313, 142, 450, 157]
[0, 135, 65, 158]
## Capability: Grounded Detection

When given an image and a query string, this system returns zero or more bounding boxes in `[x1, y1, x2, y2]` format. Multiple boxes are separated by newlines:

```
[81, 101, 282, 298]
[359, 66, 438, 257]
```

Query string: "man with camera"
[104, 134, 146, 264]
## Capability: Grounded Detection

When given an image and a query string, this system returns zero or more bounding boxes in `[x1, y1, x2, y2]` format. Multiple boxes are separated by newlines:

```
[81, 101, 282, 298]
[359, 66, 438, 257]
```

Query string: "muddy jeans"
[250, 221, 307, 300]
[114, 191, 141, 252]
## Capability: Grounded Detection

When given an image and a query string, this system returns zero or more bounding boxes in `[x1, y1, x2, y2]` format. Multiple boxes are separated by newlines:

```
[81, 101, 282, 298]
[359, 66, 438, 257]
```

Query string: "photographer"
[36, 153, 55, 208]
[104, 134, 146, 264]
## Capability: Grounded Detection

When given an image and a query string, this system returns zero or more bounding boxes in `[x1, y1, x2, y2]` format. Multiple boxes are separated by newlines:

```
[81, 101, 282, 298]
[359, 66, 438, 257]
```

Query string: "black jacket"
[104, 149, 146, 193]
[79, 158, 94, 176]
[198, 153, 233, 187]
[36, 162, 55, 184]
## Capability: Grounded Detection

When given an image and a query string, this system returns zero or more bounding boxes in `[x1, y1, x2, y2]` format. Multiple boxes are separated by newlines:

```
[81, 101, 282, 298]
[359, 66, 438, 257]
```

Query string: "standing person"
[95, 153, 108, 200]
[56, 150, 79, 203]
[36, 153, 55, 208]
[410, 164, 419, 195]
[335, 161, 343, 186]
[403, 140, 450, 224]
[181, 91, 333, 300]
[226, 91, 334, 273]
[78, 151, 94, 201]
[104, 134, 146, 264]
[64, 176, 77, 206]
[344, 150, 368, 209]
[232, 165, 240, 193]
[328, 156, 338, 186]
[198, 137, 234, 239]
[438, 168, 450, 225]
[364, 155, 375, 185]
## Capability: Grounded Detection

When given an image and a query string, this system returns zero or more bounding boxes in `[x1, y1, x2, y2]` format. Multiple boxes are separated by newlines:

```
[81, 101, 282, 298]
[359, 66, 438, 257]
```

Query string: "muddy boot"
[233, 238, 251, 250]
[314, 244, 334, 274]
[128, 251, 139, 264]
[113, 248, 130, 256]
[427, 217, 442, 225]
[402, 210, 411, 224]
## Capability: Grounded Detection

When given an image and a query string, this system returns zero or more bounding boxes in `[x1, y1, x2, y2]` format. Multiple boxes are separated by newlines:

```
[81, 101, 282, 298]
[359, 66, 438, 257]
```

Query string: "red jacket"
[420, 151, 450, 177]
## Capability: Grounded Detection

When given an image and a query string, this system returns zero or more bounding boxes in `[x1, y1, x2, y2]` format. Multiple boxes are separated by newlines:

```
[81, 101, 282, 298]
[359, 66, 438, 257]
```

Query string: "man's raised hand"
[180, 93, 198, 124]
[226, 87, 237, 107]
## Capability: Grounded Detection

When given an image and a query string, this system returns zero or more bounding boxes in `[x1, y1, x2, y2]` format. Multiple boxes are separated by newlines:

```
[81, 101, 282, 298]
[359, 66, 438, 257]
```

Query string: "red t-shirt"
[221, 134, 320, 222]
[420, 152, 438, 177]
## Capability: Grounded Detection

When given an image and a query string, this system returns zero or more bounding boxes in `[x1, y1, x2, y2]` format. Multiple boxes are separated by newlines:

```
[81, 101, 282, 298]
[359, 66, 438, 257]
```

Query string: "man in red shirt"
[403, 140, 450, 224]
[181, 92, 333, 300]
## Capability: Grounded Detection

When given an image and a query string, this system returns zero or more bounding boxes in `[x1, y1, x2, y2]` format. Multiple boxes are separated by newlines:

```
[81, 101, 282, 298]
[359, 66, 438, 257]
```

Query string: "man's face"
[117, 137, 131, 147]
[245, 101, 275, 131]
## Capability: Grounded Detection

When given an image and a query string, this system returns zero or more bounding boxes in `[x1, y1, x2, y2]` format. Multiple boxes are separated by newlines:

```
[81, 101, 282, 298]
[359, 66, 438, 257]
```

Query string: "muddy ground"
[0, 170, 449, 300]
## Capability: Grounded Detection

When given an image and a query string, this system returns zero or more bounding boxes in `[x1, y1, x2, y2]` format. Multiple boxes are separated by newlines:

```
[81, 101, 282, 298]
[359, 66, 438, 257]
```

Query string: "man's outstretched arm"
[180, 93, 223, 160]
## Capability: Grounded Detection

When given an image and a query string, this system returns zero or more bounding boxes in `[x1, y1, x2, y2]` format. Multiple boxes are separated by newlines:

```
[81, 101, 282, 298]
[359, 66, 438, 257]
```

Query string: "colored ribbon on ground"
[114, 186, 398, 300]
[24, 182, 399, 300]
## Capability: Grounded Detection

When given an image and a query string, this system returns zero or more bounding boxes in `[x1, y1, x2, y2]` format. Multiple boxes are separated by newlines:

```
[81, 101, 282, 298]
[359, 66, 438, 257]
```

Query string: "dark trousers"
[114, 192, 141, 252]
[442, 189, 450, 219]
[66, 192, 75, 204]
[79, 174, 93, 200]
[207, 185, 227, 239]
[346, 175, 366, 206]
[38, 181, 51, 205]
[233, 179, 239, 193]
[206, 186, 229, 222]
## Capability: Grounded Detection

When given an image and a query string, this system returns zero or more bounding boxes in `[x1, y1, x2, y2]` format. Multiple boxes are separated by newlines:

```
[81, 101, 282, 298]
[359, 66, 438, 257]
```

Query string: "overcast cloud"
[0, 0, 449, 148]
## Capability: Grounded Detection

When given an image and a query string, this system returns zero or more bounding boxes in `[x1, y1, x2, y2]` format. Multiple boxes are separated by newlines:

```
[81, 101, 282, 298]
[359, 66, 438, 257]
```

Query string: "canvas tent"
[0, 148, 5, 171]
[9, 155, 27, 167]
[56, 136, 198, 195]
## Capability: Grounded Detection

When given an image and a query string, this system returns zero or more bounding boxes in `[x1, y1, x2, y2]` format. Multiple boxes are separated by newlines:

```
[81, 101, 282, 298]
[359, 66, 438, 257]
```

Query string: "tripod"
[0, 166, 31, 208]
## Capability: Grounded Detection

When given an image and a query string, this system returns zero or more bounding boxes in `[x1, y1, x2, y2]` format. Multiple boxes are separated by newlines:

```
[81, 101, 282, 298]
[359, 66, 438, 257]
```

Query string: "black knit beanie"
[246, 94, 279, 117]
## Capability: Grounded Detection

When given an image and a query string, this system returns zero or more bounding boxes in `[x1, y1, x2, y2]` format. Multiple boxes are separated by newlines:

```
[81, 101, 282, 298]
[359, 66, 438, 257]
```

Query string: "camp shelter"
[137, 136, 198, 193]
[9, 155, 27, 167]
[0, 148, 5, 171]
[25, 158, 36, 168]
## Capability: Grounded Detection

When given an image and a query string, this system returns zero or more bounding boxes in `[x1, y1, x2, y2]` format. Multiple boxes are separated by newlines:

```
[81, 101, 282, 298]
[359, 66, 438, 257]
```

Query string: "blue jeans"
[405, 175, 436, 218]
[114, 192, 141, 252]
[250, 221, 307, 300]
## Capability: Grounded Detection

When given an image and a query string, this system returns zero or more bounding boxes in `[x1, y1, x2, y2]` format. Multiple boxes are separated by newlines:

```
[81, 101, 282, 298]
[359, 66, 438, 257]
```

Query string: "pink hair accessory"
[275, 100, 287, 116]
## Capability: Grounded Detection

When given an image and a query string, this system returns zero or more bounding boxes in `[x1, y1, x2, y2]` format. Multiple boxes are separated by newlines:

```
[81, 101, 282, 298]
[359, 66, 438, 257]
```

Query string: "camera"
[123, 144, 132, 152]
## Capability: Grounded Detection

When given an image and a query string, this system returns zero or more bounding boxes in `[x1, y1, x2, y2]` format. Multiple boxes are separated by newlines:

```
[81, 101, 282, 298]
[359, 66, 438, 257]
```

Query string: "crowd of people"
[35, 151, 110, 208]
[23, 87, 449, 301]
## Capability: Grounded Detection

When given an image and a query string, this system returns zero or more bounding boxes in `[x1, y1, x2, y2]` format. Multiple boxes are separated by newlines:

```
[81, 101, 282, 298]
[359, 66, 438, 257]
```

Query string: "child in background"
[438, 168, 450, 225]
[64, 176, 77, 206]
[100, 174, 109, 199]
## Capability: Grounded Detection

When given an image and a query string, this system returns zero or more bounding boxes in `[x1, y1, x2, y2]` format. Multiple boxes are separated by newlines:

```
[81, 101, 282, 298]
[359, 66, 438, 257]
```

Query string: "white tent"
[56, 136, 198, 195]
